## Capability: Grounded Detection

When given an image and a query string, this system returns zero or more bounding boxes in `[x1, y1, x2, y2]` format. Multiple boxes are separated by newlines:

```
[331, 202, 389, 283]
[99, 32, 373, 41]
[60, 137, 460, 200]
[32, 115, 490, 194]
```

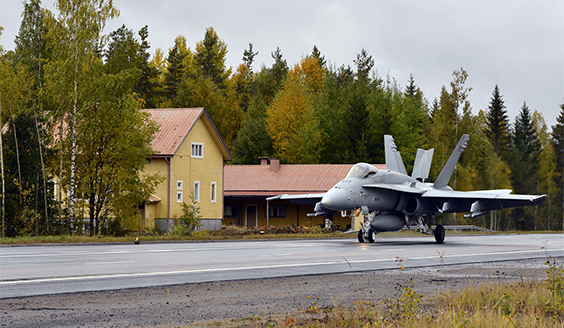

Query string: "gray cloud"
[1, 0, 562, 126]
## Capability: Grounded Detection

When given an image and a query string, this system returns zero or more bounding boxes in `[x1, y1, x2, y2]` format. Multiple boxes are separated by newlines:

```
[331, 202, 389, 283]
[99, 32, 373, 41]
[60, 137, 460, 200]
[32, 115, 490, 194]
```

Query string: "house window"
[176, 191, 183, 203]
[269, 205, 285, 218]
[191, 142, 203, 158]
[194, 181, 200, 203]
[210, 182, 217, 203]
[177, 180, 183, 190]
[224, 205, 234, 217]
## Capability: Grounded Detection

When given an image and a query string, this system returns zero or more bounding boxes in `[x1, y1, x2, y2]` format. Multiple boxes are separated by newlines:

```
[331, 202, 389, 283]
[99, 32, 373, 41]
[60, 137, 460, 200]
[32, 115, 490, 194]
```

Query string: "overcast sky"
[1, 0, 563, 127]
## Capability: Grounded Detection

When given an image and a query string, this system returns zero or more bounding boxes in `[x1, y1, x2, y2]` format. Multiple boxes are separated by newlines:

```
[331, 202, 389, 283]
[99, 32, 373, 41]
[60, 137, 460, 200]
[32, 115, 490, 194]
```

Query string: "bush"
[173, 201, 201, 236]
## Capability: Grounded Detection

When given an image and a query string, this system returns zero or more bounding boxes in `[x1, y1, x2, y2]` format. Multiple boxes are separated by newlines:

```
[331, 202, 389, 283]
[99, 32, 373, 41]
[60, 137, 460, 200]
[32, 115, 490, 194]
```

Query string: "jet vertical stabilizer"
[433, 134, 470, 189]
[411, 148, 434, 182]
[384, 135, 407, 175]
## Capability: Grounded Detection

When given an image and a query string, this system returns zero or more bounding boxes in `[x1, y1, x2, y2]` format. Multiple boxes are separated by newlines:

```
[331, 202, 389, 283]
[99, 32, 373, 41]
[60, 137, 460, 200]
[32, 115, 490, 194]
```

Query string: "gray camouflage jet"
[267, 135, 546, 244]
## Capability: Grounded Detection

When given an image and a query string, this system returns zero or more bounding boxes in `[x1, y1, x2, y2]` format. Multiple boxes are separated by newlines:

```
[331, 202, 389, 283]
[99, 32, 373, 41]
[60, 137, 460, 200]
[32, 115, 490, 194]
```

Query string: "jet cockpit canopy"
[346, 163, 379, 179]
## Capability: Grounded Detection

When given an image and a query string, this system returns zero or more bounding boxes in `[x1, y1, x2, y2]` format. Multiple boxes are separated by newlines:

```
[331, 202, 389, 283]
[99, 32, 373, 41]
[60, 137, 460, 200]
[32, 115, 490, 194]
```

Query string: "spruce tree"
[552, 101, 564, 230]
[486, 85, 509, 156]
[509, 102, 541, 230]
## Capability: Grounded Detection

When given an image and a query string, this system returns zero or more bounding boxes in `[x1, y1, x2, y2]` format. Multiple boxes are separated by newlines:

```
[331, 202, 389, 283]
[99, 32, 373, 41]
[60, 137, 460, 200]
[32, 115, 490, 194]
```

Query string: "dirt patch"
[0, 257, 557, 327]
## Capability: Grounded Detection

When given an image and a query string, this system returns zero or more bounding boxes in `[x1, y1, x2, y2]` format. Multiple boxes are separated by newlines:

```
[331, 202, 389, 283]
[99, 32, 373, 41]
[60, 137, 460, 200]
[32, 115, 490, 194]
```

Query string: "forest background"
[0, 0, 562, 237]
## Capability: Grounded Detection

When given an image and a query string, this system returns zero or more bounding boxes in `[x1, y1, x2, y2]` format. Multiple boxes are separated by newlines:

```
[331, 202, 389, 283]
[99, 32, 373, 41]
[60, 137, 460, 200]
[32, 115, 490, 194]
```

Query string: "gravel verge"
[1, 257, 560, 327]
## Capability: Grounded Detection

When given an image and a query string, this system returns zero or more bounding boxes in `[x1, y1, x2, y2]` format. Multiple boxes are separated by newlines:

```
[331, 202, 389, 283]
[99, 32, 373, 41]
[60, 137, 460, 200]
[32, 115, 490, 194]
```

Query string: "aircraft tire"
[358, 230, 364, 243]
[434, 224, 445, 244]
[367, 229, 376, 243]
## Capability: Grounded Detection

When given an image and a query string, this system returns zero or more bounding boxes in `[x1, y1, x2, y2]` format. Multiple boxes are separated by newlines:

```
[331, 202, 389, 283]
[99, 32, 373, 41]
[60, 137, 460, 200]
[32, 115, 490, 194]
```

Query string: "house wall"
[143, 117, 225, 230]
[224, 198, 357, 231]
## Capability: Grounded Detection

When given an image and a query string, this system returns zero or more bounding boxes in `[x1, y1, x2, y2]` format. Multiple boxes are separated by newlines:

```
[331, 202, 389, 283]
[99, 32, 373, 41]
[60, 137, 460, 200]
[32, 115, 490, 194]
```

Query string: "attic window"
[191, 142, 203, 158]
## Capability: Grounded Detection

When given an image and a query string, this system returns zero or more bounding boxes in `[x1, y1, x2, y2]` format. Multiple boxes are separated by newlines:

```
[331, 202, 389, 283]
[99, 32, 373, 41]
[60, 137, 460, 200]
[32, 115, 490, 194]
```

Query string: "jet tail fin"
[433, 134, 470, 189]
[411, 148, 434, 182]
[384, 135, 407, 175]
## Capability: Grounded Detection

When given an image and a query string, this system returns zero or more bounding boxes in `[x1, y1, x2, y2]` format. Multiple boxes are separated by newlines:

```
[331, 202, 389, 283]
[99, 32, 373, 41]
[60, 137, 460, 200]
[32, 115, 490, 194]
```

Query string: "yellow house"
[141, 108, 232, 231]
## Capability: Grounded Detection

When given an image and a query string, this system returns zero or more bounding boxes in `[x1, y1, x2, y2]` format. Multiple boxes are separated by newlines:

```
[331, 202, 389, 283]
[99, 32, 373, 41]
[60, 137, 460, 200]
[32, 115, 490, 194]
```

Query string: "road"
[1, 233, 563, 299]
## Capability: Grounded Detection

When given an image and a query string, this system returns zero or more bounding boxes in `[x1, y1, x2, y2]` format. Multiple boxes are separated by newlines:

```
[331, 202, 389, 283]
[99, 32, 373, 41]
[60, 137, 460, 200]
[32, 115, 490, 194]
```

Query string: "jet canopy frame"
[345, 163, 379, 179]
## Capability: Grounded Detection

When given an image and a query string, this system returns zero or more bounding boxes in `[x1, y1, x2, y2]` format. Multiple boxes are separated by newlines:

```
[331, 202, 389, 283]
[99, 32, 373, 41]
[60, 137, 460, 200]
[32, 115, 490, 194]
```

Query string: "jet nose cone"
[321, 188, 347, 210]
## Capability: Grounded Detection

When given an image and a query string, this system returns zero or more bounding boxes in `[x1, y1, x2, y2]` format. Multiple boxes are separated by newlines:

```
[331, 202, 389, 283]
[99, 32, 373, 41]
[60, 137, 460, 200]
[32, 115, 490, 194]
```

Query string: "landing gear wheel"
[367, 229, 376, 243]
[434, 224, 445, 244]
[358, 230, 365, 243]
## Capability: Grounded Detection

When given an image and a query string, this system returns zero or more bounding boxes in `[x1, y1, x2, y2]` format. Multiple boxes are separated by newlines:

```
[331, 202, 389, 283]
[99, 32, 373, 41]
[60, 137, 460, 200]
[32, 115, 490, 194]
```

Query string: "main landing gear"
[408, 215, 446, 244]
[433, 224, 445, 244]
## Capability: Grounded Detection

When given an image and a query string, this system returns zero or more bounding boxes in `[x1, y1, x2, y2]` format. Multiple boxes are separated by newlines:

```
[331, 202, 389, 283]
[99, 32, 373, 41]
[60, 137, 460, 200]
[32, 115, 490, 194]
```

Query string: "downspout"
[266, 199, 269, 227]
[165, 157, 171, 221]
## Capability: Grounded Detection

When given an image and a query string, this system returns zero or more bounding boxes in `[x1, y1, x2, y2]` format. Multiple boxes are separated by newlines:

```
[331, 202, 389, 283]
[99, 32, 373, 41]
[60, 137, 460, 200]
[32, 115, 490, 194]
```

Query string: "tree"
[164, 36, 189, 102]
[266, 70, 322, 164]
[311, 45, 326, 69]
[242, 42, 258, 72]
[354, 48, 374, 82]
[45, 0, 118, 230]
[507, 102, 541, 230]
[552, 101, 564, 230]
[252, 47, 288, 105]
[74, 68, 162, 235]
[135, 26, 160, 108]
[232, 43, 258, 113]
[232, 98, 273, 164]
[13, 0, 52, 233]
[194, 27, 230, 89]
[486, 85, 509, 156]
[532, 110, 557, 230]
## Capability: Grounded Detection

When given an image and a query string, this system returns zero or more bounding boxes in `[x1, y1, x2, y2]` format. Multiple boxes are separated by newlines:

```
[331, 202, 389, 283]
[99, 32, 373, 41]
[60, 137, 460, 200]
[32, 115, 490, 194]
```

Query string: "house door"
[246, 204, 257, 227]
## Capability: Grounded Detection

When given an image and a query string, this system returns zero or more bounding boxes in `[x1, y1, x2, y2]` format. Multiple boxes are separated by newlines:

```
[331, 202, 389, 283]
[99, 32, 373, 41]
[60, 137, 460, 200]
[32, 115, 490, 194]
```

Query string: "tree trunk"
[34, 113, 48, 231]
[0, 96, 5, 237]
[11, 120, 23, 203]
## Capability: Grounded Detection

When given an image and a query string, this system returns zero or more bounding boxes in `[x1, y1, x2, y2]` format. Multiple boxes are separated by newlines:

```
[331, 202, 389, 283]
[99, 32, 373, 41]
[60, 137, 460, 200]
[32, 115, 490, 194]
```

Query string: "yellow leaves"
[289, 56, 325, 96]
[266, 77, 322, 164]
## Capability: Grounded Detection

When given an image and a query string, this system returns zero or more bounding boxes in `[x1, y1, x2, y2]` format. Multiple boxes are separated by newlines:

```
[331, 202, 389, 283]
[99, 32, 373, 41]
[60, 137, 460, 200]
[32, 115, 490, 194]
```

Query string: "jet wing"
[362, 183, 425, 194]
[422, 189, 546, 217]
[266, 193, 325, 206]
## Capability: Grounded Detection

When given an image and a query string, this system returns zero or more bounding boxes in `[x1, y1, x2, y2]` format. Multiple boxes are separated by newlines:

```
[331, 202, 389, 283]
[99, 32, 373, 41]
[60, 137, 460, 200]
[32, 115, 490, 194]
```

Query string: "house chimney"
[259, 157, 269, 166]
[270, 158, 280, 173]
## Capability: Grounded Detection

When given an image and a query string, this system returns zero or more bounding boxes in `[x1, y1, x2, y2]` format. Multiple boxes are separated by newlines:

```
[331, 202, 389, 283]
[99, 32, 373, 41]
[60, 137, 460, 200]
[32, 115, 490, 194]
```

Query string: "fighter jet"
[267, 134, 546, 244]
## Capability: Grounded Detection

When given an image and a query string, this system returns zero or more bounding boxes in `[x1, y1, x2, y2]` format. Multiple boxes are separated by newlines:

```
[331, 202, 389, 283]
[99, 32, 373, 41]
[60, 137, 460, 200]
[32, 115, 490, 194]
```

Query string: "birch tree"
[45, 0, 118, 229]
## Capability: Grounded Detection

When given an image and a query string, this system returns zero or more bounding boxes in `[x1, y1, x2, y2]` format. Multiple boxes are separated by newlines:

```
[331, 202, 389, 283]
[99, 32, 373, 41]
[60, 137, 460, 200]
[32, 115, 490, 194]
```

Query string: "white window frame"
[210, 182, 217, 203]
[177, 180, 183, 190]
[176, 191, 183, 203]
[194, 181, 200, 203]
[191, 142, 204, 158]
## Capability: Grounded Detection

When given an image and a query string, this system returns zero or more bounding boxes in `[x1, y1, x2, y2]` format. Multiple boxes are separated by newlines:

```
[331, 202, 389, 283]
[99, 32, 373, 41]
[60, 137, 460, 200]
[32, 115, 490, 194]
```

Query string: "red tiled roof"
[224, 162, 386, 196]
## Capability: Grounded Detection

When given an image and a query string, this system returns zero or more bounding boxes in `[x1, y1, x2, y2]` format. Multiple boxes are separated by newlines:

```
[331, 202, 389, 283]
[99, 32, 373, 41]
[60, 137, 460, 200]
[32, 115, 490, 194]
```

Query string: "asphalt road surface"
[1, 233, 562, 299]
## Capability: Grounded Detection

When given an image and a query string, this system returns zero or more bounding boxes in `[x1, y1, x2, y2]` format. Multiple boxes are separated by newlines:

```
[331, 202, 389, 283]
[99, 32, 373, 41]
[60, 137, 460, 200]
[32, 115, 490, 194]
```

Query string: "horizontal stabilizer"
[266, 193, 326, 206]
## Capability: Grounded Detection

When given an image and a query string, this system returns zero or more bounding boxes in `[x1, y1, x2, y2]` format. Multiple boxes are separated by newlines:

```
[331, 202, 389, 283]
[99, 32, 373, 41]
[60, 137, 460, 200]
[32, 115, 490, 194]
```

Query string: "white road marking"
[1, 248, 554, 286]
